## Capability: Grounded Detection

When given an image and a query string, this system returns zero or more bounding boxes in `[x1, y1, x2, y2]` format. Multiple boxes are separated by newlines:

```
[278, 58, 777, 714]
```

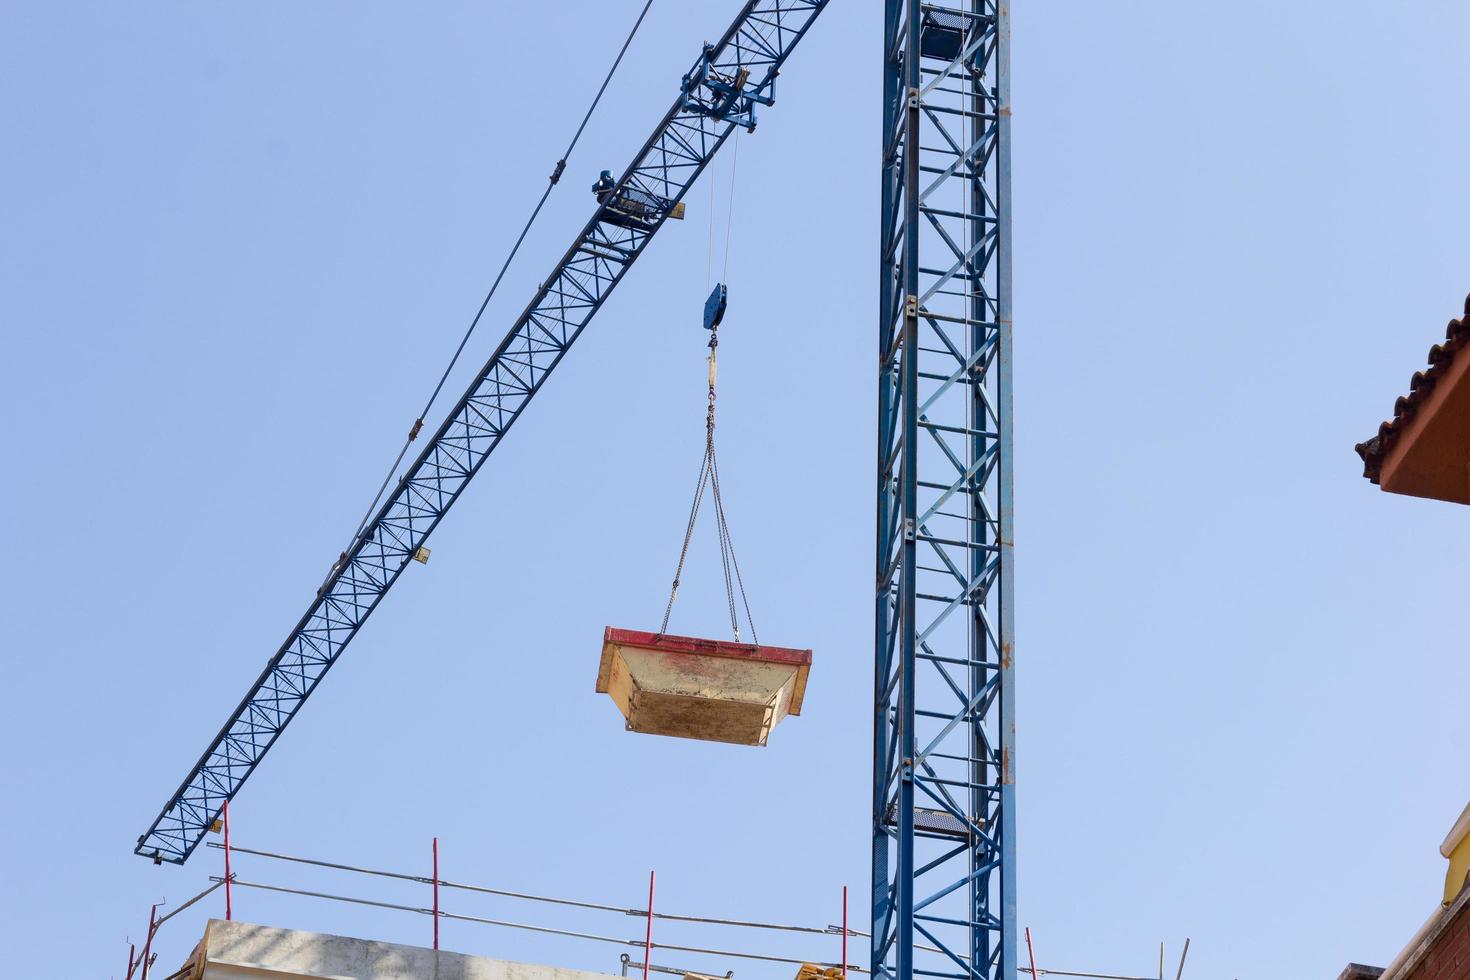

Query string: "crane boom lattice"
[136, 0, 830, 865]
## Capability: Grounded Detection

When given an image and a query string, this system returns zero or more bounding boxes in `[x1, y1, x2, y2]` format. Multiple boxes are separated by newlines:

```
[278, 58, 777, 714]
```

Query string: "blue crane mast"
[135, 0, 830, 867]
[873, 5, 1014, 980]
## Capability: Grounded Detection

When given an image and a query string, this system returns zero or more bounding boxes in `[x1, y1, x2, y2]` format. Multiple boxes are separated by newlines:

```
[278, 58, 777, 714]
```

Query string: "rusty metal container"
[595, 627, 811, 746]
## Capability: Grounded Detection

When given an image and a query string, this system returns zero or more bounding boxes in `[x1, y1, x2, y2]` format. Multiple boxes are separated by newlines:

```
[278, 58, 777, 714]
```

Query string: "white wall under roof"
[182, 920, 629, 980]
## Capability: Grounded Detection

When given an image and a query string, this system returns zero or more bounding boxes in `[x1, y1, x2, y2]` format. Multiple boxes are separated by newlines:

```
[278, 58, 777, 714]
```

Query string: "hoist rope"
[705, 155, 718, 291]
[704, 128, 741, 292]
[328, 0, 656, 581]
[658, 322, 757, 644]
[667, 117, 750, 639]
[720, 129, 741, 282]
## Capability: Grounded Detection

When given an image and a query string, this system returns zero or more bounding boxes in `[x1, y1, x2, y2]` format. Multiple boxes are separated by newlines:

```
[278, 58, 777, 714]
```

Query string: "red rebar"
[140, 904, 158, 980]
[643, 871, 656, 980]
[223, 800, 233, 921]
[842, 885, 849, 980]
[432, 837, 440, 951]
[1025, 927, 1040, 980]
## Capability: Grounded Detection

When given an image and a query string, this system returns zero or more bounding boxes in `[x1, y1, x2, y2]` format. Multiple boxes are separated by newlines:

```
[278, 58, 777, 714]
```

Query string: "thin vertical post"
[433, 837, 440, 951]
[126, 943, 136, 980]
[995, 5, 1018, 980]
[842, 885, 849, 979]
[140, 904, 158, 980]
[223, 800, 232, 921]
[1024, 928, 1039, 980]
[895, 3, 923, 976]
[643, 871, 656, 980]
[873, 2, 901, 976]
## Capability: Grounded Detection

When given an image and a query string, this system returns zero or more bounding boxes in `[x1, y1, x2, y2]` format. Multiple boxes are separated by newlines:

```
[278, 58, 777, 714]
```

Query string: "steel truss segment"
[137, 0, 830, 865]
[874, 4, 1012, 980]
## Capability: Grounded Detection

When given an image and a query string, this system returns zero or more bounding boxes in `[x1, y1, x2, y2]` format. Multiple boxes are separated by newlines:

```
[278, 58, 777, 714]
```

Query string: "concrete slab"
[178, 919, 628, 980]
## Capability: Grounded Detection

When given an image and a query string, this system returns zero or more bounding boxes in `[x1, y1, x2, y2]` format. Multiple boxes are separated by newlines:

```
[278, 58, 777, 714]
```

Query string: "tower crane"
[134, 4, 1014, 980]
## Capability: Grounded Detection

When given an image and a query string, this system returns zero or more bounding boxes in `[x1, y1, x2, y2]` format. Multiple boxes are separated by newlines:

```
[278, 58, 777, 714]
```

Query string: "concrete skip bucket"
[596, 627, 811, 746]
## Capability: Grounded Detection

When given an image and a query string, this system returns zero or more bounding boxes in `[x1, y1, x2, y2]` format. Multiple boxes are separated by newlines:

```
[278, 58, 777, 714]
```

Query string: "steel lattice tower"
[873, 4, 1014, 980]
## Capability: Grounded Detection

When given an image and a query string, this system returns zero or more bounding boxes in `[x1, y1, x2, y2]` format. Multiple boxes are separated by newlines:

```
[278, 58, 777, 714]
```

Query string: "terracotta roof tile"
[1355, 293, 1470, 484]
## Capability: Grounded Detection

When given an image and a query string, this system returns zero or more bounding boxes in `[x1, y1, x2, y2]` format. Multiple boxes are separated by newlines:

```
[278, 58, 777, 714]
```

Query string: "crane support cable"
[338, 0, 656, 562]
[136, 0, 832, 865]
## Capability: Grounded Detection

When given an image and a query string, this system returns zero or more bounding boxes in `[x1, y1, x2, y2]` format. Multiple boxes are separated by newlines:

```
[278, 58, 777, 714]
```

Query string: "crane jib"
[136, 0, 831, 865]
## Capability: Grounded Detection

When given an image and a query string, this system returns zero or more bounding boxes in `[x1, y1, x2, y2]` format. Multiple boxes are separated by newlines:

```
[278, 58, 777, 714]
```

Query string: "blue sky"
[4, 2, 1470, 978]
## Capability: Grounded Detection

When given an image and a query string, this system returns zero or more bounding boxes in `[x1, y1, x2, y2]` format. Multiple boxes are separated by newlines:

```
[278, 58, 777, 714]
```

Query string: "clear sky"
[3, 2, 1470, 978]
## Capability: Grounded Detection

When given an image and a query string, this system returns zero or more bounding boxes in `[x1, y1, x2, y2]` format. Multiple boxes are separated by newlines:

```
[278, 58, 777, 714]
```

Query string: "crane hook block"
[704, 283, 728, 331]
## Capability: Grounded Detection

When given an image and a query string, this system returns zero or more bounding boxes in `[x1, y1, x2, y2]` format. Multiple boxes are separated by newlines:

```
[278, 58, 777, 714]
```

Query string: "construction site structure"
[176, 920, 632, 980]
[127, 3, 1016, 980]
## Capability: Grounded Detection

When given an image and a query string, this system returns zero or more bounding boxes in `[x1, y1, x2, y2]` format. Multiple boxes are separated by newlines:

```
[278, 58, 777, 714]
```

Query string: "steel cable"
[210, 842, 832, 935]
[197, 844, 1155, 980]
[720, 129, 740, 282]
[201, 876, 1154, 980]
[328, 0, 656, 582]
[658, 321, 757, 643]
[211, 877, 863, 972]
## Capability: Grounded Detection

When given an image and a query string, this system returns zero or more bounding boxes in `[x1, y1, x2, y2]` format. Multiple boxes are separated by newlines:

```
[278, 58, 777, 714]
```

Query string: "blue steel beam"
[137, 0, 830, 864]
[874, 4, 1013, 980]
